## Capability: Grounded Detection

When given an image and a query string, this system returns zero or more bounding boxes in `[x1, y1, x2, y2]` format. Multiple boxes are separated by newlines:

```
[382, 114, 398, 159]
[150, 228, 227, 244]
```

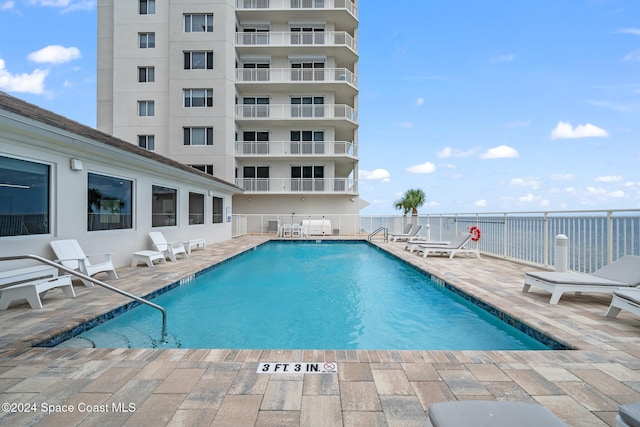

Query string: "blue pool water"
[61, 242, 550, 350]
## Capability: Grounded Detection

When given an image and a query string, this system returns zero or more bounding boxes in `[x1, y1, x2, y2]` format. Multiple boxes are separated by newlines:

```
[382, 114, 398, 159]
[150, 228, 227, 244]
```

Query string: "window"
[184, 127, 213, 146]
[139, 32, 155, 48]
[290, 26, 325, 45]
[242, 166, 269, 191]
[138, 101, 155, 117]
[0, 156, 49, 236]
[242, 97, 269, 117]
[242, 27, 269, 45]
[242, 131, 269, 154]
[88, 174, 133, 231]
[188, 192, 205, 225]
[138, 135, 155, 150]
[189, 164, 214, 175]
[184, 89, 213, 107]
[291, 61, 325, 81]
[290, 130, 324, 154]
[184, 13, 213, 32]
[152, 185, 177, 227]
[139, 0, 155, 14]
[138, 66, 155, 82]
[291, 165, 324, 191]
[212, 197, 223, 224]
[242, 62, 270, 81]
[184, 51, 213, 69]
[291, 96, 324, 117]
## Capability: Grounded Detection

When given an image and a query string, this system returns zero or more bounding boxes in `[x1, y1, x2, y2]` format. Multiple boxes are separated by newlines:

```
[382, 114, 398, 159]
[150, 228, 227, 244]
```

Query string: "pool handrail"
[368, 226, 388, 242]
[0, 254, 166, 326]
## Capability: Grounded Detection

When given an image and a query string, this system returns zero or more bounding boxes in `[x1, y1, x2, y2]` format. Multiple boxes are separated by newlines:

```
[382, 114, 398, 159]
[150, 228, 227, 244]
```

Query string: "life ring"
[470, 226, 481, 242]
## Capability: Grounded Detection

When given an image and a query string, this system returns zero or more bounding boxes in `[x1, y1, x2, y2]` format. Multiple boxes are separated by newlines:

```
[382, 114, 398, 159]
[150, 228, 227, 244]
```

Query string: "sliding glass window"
[88, 173, 133, 231]
[152, 185, 177, 227]
[0, 156, 50, 236]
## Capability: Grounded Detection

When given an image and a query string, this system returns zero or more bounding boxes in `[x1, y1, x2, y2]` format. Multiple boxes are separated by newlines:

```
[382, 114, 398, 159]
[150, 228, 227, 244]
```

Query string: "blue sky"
[1, 1, 639, 214]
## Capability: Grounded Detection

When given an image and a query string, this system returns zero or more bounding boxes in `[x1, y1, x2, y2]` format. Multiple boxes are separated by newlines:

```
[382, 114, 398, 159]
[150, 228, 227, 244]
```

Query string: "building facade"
[97, 0, 361, 221]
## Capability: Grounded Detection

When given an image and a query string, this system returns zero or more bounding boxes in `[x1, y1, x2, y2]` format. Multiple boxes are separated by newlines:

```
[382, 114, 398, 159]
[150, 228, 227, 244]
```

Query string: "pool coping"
[35, 239, 570, 351]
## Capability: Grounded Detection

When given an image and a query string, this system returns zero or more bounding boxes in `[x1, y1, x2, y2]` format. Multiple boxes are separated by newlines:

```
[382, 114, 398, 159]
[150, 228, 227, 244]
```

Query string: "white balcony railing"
[236, 67, 357, 88]
[236, 0, 358, 18]
[231, 209, 640, 273]
[236, 31, 357, 53]
[236, 140, 355, 156]
[236, 178, 356, 193]
[235, 104, 357, 123]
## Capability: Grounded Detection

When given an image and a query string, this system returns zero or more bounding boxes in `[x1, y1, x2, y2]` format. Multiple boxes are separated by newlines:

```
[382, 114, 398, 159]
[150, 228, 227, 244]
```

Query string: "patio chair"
[522, 255, 640, 305]
[389, 224, 422, 242]
[605, 288, 640, 319]
[616, 402, 640, 427]
[0, 275, 75, 310]
[416, 232, 478, 259]
[427, 400, 567, 427]
[50, 239, 118, 286]
[291, 223, 302, 237]
[149, 232, 188, 262]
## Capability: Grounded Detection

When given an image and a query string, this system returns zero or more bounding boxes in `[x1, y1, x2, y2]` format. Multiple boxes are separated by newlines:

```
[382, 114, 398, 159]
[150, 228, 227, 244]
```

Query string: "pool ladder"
[368, 227, 388, 242]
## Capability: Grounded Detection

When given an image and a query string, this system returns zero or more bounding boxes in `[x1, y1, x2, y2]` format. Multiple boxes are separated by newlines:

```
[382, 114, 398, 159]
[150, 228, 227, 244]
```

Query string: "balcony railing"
[236, 140, 355, 156]
[231, 209, 640, 273]
[236, 67, 357, 88]
[235, 104, 357, 123]
[236, 0, 358, 18]
[236, 178, 356, 193]
[236, 31, 357, 53]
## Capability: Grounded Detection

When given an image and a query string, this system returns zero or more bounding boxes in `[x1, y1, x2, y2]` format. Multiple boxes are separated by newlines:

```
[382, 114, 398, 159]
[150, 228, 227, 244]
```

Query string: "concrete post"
[554, 234, 568, 272]
[425, 224, 431, 241]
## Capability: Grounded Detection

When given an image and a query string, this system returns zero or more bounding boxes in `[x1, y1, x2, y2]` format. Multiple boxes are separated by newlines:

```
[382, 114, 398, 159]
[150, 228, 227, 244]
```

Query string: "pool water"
[61, 242, 550, 350]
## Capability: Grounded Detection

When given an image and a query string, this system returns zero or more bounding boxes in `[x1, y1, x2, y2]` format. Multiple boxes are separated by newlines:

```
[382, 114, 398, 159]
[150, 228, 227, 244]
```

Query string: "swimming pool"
[57, 241, 553, 350]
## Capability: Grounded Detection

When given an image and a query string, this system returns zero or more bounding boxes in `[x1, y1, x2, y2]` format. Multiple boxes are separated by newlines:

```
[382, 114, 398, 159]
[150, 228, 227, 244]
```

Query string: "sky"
[1, 0, 639, 215]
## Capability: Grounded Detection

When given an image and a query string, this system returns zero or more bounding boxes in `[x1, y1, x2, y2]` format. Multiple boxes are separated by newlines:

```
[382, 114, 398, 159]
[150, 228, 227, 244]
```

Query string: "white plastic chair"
[148, 232, 188, 262]
[50, 239, 118, 286]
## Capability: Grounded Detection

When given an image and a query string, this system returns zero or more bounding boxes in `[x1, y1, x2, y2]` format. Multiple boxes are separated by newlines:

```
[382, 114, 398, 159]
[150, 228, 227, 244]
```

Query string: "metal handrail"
[368, 226, 387, 242]
[0, 254, 166, 326]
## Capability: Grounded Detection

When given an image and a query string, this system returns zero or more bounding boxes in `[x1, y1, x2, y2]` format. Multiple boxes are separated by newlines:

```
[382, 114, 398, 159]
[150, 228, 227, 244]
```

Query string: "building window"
[242, 97, 269, 117]
[189, 164, 214, 175]
[188, 192, 205, 225]
[291, 130, 324, 154]
[242, 166, 269, 191]
[291, 96, 324, 117]
[184, 89, 213, 107]
[184, 13, 213, 32]
[291, 61, 325, 81]
[138, 135, 155, 150]
[138, 66, 155, 82]
[242, 131, 269, 154]
[0, 156, 49, 237]
[152, 185, 177, 227]
[88, 173, 133, 231]
[184, 127, 213, 146]
[291, 165, 324, 191]
[184, 51, 214, 69]
[241, 62, 270, 81]
[138, 100, 155, 116]
[139, 32, 155, 48]
[139, 0, 155, 14]
[212, 196, 223, 224]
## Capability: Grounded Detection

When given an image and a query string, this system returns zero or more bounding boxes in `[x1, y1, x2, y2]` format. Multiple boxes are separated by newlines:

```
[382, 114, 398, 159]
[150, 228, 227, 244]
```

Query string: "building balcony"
[236, 178, 357, 194]
[235, 104, 357, 126]
[235, 31, 357, 63]
[235, 140, 356, 158]
[236, 67, 357, 92]
[236, 0, 358, 28]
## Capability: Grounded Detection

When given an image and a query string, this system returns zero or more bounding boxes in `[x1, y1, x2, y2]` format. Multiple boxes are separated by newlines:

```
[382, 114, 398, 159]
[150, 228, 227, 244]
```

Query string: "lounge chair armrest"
[85, 253, 114, 262]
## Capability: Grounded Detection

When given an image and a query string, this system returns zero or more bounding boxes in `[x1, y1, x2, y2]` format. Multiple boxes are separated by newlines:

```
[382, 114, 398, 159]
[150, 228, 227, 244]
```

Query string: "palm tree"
[394, 189, 426, 225]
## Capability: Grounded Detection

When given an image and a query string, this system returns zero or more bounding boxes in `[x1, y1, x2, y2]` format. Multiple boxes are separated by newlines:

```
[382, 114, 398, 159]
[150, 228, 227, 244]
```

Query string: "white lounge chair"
[291, 223, 302, 237]
[427, 400, 567, 427]
[50, 239, 118, 286]
[605, 289, 640, 319]
[389, 224, 422, 242]
[149, 232, 188, 262]
[523, 255, 640, 305]
[616, 402, 640, 427]
[416, 232, 479, 259]
[0, 275, 75, 309]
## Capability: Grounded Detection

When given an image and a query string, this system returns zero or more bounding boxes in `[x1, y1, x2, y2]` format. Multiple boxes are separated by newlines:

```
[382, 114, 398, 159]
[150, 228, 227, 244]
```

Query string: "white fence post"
[554, 234, 568, 272]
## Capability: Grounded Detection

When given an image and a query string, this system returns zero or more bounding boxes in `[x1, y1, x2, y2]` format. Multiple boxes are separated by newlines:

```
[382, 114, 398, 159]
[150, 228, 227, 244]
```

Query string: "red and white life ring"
[470, 226, 481, 242]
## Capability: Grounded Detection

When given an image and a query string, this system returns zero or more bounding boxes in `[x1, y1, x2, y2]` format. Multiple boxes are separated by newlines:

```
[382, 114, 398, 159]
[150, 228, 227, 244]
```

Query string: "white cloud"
[405, 162, 436, 174]
[609, 190, 625, 198]
[29, 0, 95, 12]
[28, 45, 81, 64]
[0, 59, 49, 94]
[415, 98, 424, 107]
[519, 193, 536, 203]
[360, 168, 390, 182]
[475, 199, 487, 207]
[490, 54, 515, 63]
[1, 1, 15, 10]
[617, 28, 640, 36]
[550, 121, 608, 139]
[595, 175, 622, 183]
[564, 187, 576, 194]
[398, 121, 414, 129]
[509, 177, 540, 189]
[480, 145, 519, 159]
[436, 146, 476, 158]
[551, 173, 575, 181]
[624, 50, 640, 62]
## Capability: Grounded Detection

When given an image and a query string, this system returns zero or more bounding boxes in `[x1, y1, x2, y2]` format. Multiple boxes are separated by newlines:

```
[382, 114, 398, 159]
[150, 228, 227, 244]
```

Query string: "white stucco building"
[96, 0, 362, 221]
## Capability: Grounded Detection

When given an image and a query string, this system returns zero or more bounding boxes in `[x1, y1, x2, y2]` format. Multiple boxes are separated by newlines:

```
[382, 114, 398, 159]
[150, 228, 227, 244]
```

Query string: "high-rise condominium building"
[97, 0, 361, 225]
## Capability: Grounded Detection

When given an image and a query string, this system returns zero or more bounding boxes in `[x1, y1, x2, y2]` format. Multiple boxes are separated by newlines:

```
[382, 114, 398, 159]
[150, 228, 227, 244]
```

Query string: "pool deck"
[1, 235, 639, 426]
